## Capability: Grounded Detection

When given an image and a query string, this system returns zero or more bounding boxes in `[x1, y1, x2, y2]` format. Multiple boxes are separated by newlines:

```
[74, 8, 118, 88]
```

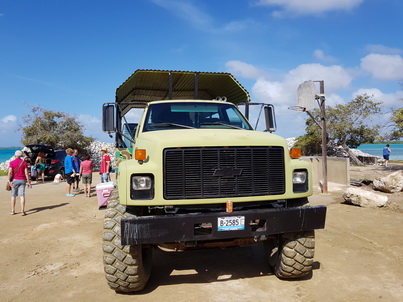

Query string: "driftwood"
[343, 145, 364, 166]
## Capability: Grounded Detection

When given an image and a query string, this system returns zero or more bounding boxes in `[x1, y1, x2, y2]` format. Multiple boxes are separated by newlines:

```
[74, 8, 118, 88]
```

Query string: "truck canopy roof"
[116, 70, 250, 111]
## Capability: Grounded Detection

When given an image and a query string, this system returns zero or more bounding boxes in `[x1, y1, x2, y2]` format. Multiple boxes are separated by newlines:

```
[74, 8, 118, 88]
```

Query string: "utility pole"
[293, 80, 328, 194]
[316, 81, 328, 194]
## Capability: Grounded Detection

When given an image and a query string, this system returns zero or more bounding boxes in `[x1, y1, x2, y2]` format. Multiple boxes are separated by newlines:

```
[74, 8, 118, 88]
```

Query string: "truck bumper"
[121, 206, 326, 245]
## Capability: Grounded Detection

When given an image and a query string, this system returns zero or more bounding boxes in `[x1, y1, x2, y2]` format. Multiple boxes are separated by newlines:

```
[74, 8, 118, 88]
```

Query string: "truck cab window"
[144, 102, 253, 131]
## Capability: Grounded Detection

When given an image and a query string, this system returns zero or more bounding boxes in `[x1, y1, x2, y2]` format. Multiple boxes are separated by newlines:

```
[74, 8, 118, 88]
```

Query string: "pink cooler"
[96, 182, 115, 208]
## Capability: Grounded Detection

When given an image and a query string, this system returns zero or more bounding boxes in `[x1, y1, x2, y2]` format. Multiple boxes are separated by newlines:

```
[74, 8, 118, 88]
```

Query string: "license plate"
[217, 216, 245, 231]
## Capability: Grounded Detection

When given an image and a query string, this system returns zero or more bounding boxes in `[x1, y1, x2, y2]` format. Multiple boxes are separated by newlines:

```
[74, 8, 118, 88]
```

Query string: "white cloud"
[360, 54, 403, 80]
[253, 79, 284, 103]
[287, 64, 352, 91]
[352, 88, 403, 108]
[225, 59, 403, 138]
[255, 0, 364, 17]
[313, 49, 337, 63]
[251, 63, 352, 106]
[364, 44, 402, 55]
[1, 115, 17, 124]
[151, 0, 212, 30]
[225, 61, 270, 79]
[325, 93, 346, 107]
[0, 115, 18, 135]
[151, 0, 254, 33]
[0, 115, 20, 147]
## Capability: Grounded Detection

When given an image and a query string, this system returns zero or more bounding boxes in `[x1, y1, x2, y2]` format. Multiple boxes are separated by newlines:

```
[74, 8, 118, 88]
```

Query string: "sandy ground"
[1, 167, 402, 302]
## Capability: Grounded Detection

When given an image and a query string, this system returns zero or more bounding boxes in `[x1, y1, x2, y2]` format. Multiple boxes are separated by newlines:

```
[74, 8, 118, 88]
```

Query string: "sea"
[357, 144, 403, 161]
[0, 148, 21, 164]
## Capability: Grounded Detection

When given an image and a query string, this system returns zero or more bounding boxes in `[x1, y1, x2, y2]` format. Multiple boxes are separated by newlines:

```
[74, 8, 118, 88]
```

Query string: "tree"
[296, 94, 382, 155]
[327, 94, 381, 148]
[294, 114, 322, 155]
[388, 81, 403, 140]
[21, 106, 94, 152]
[390, 108, 403, 139]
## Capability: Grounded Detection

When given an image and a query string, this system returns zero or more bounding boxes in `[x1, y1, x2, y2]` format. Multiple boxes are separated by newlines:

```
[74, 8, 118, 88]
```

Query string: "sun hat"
[101, 146, 107, 151]
[14, 150, 23, 157]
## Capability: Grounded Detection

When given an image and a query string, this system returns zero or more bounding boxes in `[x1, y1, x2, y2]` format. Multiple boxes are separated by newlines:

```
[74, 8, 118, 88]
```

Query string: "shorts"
[11, 179, 26, 197]
[66, 172, 75, 185]
[36, 163, 46, 172]
[82, 174, 92, 184]
[383, 155, 389, 160]
[74, 175, 80, 182]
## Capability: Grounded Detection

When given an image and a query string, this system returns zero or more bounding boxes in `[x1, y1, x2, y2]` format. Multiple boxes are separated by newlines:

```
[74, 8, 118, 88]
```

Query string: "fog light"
[132, 176, 152, 190]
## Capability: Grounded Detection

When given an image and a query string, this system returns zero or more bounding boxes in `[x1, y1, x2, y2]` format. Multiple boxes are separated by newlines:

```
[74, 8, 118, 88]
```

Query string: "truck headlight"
[131, 174, 154, 199]
[293, 171, 307, 184]
[293, 170, 308, 193]
[132, 176, 152, 190]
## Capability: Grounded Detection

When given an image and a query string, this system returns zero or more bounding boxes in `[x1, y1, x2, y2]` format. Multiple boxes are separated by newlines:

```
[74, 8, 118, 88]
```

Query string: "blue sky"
[1, 0, 402, 147]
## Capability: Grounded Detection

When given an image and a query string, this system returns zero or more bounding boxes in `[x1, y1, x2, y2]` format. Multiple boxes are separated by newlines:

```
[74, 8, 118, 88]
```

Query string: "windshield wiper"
[200, 122, 243, 130]
[151, 123, 194, 129]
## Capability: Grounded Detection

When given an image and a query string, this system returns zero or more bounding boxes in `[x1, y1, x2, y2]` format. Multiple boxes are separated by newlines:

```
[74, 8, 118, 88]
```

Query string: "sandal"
[21, 212, 26, 216]
[9, 211, 15, 215]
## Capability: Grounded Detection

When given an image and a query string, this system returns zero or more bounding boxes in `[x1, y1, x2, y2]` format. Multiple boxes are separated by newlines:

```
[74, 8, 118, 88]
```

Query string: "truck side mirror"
[264, 105, 276, 133]
[102, 104, 115, 133]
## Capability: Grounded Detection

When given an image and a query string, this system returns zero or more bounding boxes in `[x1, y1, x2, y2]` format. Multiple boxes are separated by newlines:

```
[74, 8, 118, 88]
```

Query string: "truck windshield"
[143, 102, 253, 131]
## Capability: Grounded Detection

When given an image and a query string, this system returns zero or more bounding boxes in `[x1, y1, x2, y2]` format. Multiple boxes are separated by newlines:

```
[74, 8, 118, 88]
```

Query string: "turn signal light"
[290, 148, 302, 159]
[135, 149, 147, 161]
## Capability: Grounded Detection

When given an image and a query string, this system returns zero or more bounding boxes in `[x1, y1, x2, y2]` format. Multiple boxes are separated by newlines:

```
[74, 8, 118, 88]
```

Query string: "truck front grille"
[164, 147, 285, 199]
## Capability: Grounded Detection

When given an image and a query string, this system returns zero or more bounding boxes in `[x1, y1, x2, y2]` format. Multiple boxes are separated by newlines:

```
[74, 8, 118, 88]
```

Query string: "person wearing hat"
[100, 147, 111, 183]
[8, 150, 32, 216]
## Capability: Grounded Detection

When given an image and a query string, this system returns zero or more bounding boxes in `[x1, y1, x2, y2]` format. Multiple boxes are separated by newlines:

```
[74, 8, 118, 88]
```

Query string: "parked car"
[25, 144, 66, 180]
[49, 150, 67, 179]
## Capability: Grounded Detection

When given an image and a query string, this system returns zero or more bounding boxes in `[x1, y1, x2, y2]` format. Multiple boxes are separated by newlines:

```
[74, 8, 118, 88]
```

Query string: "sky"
[1, 0, 403, 147]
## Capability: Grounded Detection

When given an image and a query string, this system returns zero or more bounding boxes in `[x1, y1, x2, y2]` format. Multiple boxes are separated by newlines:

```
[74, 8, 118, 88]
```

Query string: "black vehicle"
[25, 144, 66, 180]
[49, 150, 67, 179]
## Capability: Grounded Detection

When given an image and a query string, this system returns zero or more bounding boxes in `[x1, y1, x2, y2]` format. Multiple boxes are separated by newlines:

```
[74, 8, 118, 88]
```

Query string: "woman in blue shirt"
[383, 144, 392, 167]
[64, 148, 76, 197]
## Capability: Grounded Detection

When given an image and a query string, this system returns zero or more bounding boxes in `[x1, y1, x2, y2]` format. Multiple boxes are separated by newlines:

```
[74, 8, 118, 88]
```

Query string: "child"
[80, 154, 94, 197]
[53, 173, 63, 184]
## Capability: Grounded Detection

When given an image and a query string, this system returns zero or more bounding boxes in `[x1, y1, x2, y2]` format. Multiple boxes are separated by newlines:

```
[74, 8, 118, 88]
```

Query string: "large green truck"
[102, 69, 326, 292]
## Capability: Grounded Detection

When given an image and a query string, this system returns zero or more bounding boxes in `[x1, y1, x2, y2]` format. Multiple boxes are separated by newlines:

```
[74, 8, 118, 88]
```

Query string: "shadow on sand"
[27, 203, 68, 214]
[119, 244, 320, 295]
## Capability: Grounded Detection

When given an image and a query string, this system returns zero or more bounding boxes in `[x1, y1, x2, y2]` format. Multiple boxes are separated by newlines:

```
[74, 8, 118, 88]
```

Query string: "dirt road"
[1, 169, 402, 302]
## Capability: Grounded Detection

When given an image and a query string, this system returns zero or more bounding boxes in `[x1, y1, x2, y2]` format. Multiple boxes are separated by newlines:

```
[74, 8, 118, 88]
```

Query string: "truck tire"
[266, 231, 315, 279]
[102, 190, 152, 292]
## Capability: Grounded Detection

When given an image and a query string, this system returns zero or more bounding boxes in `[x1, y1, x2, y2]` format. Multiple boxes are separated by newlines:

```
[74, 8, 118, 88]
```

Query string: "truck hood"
[136, 129, 288, 149]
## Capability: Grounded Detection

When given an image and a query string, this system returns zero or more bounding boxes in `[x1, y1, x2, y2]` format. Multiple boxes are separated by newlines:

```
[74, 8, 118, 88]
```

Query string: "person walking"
[64, 148, 77, 197]
[100, 147, 111, 183]
[72, 149, 81, 192]
[8, 150, 32, 216]
[80, 154, 94, 197]
[383, 144, 392, 167]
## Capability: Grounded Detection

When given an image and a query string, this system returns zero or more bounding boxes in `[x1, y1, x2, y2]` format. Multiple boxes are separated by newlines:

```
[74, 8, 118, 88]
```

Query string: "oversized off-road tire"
[102, 190, 152, 292]
[266, 231, 315, 279]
